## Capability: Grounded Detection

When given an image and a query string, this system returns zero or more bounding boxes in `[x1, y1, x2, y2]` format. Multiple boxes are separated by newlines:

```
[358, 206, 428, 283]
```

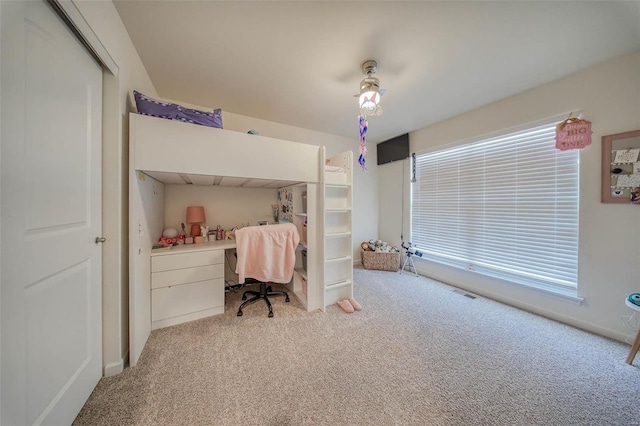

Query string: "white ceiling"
[114, 1, 640, 144]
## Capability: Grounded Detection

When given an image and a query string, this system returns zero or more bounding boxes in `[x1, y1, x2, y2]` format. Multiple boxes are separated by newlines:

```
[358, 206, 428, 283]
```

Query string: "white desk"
[150, 240, 236, 330]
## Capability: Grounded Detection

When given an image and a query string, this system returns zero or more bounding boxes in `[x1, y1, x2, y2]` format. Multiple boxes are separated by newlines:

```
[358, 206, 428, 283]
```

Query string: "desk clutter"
[153, 204, 290, 248]
[157, 223, 251, 248]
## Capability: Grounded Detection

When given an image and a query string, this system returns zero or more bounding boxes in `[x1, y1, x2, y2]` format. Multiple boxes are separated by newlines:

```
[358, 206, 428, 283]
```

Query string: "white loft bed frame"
[128, 113, 348, 366]
[131, 113, 323, 184]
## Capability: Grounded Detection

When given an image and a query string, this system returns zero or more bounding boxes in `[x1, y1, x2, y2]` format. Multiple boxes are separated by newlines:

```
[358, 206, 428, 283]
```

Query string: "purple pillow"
[176, 106, 223, 129]
[133, 90, 222, 129]
[133, 90, 179, 120]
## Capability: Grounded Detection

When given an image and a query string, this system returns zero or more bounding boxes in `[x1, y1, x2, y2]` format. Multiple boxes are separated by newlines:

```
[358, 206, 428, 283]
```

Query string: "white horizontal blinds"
[411, 123, 579, 290]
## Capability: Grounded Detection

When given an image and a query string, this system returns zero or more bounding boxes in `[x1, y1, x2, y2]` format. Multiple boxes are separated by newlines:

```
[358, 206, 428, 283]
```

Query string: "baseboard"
[416, 265, 632, 343]
[103, 351, 128, 377]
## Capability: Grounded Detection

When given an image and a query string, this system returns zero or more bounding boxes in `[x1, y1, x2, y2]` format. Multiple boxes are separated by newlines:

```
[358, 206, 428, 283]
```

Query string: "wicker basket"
[361, 250, 401, 272]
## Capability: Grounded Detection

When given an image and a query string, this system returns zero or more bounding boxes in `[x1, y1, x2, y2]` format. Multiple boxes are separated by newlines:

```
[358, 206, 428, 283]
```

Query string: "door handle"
[95, 237, 106, 244]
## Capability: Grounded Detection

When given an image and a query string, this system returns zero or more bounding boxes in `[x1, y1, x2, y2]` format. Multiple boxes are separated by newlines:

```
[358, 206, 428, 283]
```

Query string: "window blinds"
[411, 123, 579, 292]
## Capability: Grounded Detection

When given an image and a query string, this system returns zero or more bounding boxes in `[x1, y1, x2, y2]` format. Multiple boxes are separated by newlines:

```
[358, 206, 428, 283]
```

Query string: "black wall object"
[377, 133, 410, 165]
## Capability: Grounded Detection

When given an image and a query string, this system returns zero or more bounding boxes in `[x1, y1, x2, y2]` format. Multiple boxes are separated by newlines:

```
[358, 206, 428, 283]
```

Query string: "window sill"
[416, 255, 584, 305]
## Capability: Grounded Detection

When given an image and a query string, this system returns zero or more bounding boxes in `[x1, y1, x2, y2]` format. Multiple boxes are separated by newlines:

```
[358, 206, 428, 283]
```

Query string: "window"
[411, 121, 579, 295]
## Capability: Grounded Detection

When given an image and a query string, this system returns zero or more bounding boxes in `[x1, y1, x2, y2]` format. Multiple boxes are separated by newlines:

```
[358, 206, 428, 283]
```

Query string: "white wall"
[377, 159, 409, 249]
[380, 51, 640, 342]
[164, 185, 278, 231]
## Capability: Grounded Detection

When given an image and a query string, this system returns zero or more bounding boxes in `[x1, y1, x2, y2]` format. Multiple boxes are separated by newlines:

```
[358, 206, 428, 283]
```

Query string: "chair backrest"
[234, 223, 300, 284]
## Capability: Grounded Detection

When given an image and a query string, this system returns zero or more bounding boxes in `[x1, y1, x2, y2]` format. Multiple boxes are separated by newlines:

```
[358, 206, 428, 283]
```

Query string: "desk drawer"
[151, 249, 224, 272]
[151, 278, 224, 322]
[151, 263, 224, 289]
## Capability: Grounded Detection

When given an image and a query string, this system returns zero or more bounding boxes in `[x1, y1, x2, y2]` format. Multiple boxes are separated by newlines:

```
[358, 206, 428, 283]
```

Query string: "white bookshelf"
[323, 152, 353, 309]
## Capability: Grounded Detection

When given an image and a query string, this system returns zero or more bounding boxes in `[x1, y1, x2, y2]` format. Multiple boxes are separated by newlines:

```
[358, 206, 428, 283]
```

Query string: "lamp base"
[190, 224, 201, 236]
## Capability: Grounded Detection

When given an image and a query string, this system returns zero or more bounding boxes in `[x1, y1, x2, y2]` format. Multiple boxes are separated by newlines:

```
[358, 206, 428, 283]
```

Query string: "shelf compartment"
[325, 255, 352, 263]
[292, 270, 308, 310]
[325, 185, 351, 210]
[325, 279, 352, 289]
[325, 212, 350, 234]
[324, 280, 352, 307]
[325, 259, 351, 285]
[294, 267, 307, 280]
[325, 231, 351, 238]
[325, 238, 350, 260]
[293, 289, 308, 310]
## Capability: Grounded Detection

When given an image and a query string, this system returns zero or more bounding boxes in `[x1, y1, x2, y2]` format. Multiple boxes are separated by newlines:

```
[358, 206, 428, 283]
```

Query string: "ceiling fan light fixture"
[357, 60, 384, 117]
[359, 90, 378, 108]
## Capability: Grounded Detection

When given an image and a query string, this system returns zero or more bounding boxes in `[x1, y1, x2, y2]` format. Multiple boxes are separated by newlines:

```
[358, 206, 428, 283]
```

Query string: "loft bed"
[128, 112, 350, 366]
[131, 113, 324, 186]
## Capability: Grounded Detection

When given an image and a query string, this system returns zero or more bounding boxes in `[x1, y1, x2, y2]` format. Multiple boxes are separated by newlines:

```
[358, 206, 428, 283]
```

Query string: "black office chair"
[237, 278, 290, 318]
[234, 223, 300, 318]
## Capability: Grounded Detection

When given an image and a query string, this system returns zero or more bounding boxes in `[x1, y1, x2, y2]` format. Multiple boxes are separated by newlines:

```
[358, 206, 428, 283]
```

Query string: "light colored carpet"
[74, 266, 640, 425]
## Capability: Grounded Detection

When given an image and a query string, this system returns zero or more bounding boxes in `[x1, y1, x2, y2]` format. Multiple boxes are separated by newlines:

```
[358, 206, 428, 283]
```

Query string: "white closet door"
[1, 1, 103, 424]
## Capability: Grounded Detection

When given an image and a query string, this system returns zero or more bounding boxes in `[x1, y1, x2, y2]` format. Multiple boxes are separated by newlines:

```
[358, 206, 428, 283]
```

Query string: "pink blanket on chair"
[235, 223, 301, 284]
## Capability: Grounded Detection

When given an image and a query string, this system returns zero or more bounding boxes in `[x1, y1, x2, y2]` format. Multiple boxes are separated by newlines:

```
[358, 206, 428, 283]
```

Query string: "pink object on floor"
[348, 298, 362, 311]
[337, 300, 354, 313]
[234, 223, 300, 284]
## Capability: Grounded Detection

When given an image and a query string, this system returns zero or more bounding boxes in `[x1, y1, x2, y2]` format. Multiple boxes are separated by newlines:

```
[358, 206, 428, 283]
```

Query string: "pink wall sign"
[555, 118, 592, 151]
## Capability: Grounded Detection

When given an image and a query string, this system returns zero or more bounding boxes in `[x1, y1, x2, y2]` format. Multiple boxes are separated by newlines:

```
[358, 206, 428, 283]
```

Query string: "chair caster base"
[236, 281, 289, 318]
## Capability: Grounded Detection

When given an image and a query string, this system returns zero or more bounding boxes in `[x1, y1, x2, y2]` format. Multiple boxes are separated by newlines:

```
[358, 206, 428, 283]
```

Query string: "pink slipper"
[337, 299, 354, 313]
[348, 298, 362, 311]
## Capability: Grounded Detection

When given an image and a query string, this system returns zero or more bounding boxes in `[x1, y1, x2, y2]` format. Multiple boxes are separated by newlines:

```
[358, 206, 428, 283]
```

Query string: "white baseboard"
[103, 351, 128, 377]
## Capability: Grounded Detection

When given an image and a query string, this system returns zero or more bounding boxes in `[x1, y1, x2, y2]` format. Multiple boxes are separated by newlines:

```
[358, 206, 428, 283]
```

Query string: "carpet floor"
[74, 266, 640, 425]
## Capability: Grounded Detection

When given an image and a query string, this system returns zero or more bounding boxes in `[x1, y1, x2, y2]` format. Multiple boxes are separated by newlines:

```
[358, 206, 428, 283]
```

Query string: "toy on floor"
[361, 239, 400, 253]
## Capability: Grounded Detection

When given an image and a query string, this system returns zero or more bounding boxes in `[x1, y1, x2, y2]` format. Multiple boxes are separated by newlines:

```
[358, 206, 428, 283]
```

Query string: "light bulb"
[359, 90, 378, 109]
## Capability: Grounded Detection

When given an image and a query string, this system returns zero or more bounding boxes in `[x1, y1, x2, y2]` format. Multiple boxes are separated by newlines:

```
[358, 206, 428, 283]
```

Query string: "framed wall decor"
[601, 129, 640, 203]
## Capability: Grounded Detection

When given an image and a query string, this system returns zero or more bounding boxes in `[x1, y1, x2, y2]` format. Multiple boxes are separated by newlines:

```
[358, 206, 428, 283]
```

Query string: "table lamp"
[186, 206, 206, 236]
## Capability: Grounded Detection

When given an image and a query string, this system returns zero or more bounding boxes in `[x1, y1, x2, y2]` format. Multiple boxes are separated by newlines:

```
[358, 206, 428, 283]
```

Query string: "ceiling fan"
[356, 60, 385, 117]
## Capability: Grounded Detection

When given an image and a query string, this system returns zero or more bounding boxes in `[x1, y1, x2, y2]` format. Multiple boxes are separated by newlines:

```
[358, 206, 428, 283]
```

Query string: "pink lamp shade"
[186, 206, 206, 236]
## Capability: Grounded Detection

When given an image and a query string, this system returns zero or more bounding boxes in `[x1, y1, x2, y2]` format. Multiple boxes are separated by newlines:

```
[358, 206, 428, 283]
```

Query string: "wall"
[164, 185, 278, 232]
[380, 51, 640, 342]
[377, 158, 409, 249]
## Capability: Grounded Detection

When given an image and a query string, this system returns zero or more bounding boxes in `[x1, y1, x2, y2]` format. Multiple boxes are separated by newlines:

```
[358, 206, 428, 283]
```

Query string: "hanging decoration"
[358, 115, 368, 171]
[555, 114, 592, 150]
[411, 153, 417, 183]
